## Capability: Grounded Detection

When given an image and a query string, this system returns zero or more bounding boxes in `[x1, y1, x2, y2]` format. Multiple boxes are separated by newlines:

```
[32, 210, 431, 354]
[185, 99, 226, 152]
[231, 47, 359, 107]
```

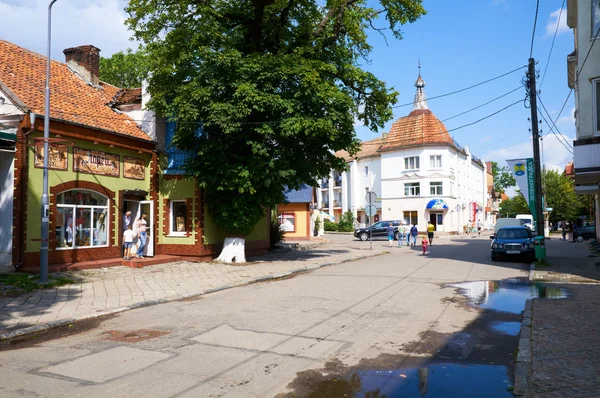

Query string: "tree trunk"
[216, 237, 247, 263]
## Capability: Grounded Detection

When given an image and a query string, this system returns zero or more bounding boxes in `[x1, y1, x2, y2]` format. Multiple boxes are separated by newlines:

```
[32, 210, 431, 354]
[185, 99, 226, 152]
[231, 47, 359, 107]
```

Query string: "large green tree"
[499, 193, 529, 218]
[99, 47, 150, 88]
[491, 161, 516, 194]
[125, 0, 426, 262]
[543, 169, 588, 224]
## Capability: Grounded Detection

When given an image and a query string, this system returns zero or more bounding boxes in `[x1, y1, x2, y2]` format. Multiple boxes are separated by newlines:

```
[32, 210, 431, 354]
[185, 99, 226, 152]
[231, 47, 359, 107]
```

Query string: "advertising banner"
[34, 142, 68, 170]
[73, 148, 120, 177]
[123, 156, 146, 180]
[506, 158, 537, 222]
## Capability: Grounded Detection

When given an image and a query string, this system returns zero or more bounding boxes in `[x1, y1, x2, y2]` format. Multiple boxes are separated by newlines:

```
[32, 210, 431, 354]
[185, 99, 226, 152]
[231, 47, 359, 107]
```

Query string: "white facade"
[567, 0, 600, 237]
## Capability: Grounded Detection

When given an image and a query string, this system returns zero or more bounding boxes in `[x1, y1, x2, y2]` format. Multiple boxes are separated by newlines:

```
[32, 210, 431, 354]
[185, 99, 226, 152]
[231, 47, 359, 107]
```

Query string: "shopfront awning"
[0, 123, 17, 143]
[426, 199, 448, 210]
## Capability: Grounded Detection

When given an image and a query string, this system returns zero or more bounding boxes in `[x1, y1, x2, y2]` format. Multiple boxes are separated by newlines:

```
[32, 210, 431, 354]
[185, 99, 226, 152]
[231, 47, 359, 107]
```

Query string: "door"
[429, 213, 437, 230]
[138, 200, 154, 257]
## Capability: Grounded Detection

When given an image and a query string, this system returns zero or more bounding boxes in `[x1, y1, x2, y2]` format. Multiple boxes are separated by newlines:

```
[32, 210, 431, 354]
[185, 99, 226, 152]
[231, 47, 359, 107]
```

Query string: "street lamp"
[40, 0, 59, 283]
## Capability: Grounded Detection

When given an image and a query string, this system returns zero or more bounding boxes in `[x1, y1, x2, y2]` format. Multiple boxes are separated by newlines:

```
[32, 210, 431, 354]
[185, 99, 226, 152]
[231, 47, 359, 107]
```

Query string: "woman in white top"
[135, 212, 148, 258]
[95, 212, 107, 246]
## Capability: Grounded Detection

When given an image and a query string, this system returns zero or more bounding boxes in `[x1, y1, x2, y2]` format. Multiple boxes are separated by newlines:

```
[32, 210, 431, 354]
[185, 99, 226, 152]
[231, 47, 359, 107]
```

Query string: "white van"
[493, 218, 524, 234]
[515, 214, 535, 231]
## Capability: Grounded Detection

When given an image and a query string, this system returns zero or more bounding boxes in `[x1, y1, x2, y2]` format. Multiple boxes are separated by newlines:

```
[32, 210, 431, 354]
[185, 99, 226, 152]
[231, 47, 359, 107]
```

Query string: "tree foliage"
[337, 211, 356, 232]
[543, 169, 588, 223]
[498, 193, 529, 218]
[99, 47, 150, 88]
[125, 0, 426, 236]
[491, 161, 516, 194]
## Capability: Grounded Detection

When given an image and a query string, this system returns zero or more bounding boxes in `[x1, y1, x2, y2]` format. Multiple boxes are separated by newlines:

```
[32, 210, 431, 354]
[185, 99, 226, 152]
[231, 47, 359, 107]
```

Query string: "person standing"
[387, 223, 395, 248]
[410, 224, 418, 247]
[135, 212, 148, 259]
[561, 222, 567, 241]
[122, 210, 132, 257]
[421, 235, 428, 255]
[427, 221, 435, 245]
[477, 220, 482, 236]
[398, 224, 406, 247]
[123, 224, 135, 260]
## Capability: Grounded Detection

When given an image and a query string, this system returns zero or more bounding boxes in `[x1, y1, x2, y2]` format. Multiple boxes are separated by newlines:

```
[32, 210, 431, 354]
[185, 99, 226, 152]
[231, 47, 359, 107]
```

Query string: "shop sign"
[73, 148, 120, 177]
[123, 156, 146, 180]
[34, 142, 68, 171]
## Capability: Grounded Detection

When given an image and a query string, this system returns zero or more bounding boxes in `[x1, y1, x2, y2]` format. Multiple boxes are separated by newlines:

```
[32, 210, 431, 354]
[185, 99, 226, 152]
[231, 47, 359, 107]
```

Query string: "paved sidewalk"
[0, 238, 391, 339]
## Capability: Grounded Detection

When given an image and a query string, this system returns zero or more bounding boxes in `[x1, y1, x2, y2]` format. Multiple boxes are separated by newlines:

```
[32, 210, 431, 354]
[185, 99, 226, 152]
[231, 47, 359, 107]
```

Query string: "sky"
[0, 0, 576, 194]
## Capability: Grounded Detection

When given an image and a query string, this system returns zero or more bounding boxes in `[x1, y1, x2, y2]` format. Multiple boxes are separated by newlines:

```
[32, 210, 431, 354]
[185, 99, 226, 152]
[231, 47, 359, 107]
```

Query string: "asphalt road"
[0, 235, 529, 397]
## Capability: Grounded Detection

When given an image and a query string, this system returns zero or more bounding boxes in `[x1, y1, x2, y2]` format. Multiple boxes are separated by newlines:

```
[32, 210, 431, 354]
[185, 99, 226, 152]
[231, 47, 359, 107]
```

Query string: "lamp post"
[40, 0, 59, 283]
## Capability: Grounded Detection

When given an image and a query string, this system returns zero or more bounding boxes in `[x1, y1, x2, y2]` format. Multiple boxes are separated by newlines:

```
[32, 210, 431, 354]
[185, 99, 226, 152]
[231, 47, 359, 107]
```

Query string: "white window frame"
[403, 211, 418, 226]
[55, 189, 109, 250]
[404, 156, 420, 171]
[405, 182, 420, 197]
[594, 78, 600, 135]
[430, 181, 443, 196]
[429, 155, 442, 169]
[169, 200, 188, 236]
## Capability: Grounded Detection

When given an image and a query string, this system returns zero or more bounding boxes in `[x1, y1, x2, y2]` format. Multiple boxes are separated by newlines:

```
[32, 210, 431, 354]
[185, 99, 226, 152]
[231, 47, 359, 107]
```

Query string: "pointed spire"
[412, 60, 429, 112]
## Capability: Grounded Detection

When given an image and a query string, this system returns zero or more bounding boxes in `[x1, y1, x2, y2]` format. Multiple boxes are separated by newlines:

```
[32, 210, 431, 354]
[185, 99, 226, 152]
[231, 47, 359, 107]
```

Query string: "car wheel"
[577, 235, 584, 242]
[394, 232, 400, 241]
[359, 232, 369, 241]
[491, 253, 499, 262]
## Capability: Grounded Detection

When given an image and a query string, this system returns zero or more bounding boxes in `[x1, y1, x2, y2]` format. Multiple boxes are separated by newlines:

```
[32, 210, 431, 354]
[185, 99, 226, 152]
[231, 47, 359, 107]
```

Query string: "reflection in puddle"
[448, 279, 567, 314]
[489, 321, 521, 336]
[356, 364, 512, 397]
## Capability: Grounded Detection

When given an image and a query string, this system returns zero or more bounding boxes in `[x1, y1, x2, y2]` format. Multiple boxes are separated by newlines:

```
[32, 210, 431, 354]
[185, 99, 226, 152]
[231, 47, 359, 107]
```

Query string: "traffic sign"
[365, 191, 377, 204]
[365, 205, 377, 217]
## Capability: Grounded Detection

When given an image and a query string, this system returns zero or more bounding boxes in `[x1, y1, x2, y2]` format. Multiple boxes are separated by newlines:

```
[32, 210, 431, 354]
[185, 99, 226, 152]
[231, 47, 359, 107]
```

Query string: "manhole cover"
[102, 329, 169, 343]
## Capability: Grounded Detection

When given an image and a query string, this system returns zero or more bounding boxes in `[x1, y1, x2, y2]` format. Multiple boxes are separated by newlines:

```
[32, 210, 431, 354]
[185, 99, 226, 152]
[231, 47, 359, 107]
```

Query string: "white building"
[319, 73, 487, 233]
[567, 0, 600, 237]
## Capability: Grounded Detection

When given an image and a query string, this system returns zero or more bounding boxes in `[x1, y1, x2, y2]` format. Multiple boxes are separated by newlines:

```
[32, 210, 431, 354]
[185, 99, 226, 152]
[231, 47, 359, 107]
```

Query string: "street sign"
[365, 191, 377, 204]
[546, 207, 553, 212]
[365, 205, 377, 217]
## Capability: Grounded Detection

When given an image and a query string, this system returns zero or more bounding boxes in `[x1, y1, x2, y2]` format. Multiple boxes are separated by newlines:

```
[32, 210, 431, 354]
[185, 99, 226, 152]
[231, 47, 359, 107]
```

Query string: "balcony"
[164, 121, 193, 174]
[573, 137, 600, 187]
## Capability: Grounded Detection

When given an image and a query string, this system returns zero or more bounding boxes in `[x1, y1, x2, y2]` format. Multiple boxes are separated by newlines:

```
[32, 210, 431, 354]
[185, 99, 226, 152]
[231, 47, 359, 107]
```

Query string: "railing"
[321, 181, 329, 189]
[165, 150, 191, 174]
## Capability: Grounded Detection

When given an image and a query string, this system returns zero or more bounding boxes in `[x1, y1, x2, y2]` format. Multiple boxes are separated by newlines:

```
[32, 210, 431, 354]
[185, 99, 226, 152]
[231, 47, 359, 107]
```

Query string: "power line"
[537, 94, 573, 148]
[446, 100, 523, 133]
[538, 108, 573, 154]
[441, 86, 523, 122]
[530, 0, 541, 58]
[540, 0, 566, 89]
[391, 65, 527, 109]
[551, 25, 600, 130]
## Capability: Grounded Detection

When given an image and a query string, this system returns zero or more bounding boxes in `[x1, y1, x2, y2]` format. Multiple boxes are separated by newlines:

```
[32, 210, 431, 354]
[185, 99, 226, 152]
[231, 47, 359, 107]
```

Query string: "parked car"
[490, 226, 535, 262]
[354, 220, 406, 241]
[574, 224, 595, 242]
[492, 218, 524, 235]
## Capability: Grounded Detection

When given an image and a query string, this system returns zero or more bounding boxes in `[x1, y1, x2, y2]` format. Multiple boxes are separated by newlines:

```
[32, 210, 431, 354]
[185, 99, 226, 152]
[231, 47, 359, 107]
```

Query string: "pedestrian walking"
[427, 221, 435, 245]
[421, 236, 428, 255]
[410, 224, 418, 246]
[122, 210, 132, 258]
[398, 224, 406, 247]
[387, 223, 395, 247]
[406, 225, 411, 246]
[135, 212, 148, 259]
[123, 224, 135, 260]
[477, 220, 482, 236]
[561, 222, 566, 241]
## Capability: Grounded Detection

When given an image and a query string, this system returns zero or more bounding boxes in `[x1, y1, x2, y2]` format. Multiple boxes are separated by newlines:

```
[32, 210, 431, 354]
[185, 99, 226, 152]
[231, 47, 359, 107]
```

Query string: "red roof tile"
[0, 40, 151, 141]
[335, 136, 385, 161]
[564, 161, 574, 176]
[380, 109, 453, 151]
[113, 88, 142, 105]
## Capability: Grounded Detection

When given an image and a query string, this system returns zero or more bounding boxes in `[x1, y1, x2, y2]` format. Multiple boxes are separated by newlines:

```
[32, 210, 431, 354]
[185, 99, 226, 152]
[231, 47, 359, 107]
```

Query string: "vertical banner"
[506, 158, 537, 222]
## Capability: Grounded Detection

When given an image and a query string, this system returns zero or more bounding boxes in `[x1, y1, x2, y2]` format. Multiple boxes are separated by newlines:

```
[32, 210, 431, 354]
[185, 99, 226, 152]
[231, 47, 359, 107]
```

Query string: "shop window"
[55, 189, 109, 249]
[403, 211, 418, 226]
[169, 200, 188, 236]
[278, 213, 295, 232]
[405, 182, 420, 196]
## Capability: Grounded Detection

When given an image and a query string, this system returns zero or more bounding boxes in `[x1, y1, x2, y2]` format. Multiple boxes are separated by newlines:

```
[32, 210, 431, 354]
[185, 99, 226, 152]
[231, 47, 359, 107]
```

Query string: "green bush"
[337, 211, 356, 232]
[270, 218, 285, 248]
[324, 219, 338, 231]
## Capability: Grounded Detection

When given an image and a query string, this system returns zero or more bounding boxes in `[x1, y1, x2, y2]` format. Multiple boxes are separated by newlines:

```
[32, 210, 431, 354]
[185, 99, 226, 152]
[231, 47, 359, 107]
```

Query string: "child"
[421, 236, 428, 255]
[123, 224, 135, 260]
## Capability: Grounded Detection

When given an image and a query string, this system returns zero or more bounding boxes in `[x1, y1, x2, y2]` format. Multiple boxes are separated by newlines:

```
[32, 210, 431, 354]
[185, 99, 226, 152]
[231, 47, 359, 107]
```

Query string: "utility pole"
[527, 58, 545, 237]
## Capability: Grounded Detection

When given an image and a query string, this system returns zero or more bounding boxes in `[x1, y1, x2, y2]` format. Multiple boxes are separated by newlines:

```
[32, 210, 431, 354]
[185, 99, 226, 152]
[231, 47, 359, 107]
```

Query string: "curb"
[0, 250, 387, 343]
[513, 298, 533, 396]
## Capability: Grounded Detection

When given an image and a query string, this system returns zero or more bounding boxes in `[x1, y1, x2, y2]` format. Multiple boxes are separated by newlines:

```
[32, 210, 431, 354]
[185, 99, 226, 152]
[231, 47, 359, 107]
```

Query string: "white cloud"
[480, 136, 493, 143]
[0, 0, 136, 60]
[557, 107, 576, 126]
[545, 8, 569, 37]
[484, 133, 573, 179]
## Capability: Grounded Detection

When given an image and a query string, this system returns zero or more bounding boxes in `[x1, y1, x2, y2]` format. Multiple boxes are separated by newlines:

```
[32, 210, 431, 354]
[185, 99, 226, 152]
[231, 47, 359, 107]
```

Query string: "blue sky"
[0, 0, 575, 178]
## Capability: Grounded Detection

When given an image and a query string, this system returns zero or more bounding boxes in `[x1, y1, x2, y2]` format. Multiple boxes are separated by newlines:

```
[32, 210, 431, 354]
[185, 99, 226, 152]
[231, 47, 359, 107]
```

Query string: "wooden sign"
[34, 142, 68, 170]
[123, 156, 146, 180]
[73, 148, 120, 177]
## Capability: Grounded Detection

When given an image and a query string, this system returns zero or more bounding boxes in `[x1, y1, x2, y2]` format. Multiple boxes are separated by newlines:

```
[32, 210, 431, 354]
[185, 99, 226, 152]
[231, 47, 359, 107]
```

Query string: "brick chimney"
[63, 45, 101, 85]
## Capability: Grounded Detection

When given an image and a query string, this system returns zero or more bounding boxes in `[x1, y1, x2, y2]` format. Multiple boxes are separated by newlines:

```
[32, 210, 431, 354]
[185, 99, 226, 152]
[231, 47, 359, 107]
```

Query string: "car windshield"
[372, 222, 384, 228]
[497, 229, 530, 239]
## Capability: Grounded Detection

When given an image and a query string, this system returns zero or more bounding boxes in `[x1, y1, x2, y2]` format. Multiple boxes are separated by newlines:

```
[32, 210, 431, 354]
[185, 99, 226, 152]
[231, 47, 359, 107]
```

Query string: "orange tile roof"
[113, 88, 142, 105]
[380, 109, 453, 151]
[564, 161, 574, 176]
[0, 40, 151, 141]
[335, 136, 385, 162]
[501, 193, 510, 201]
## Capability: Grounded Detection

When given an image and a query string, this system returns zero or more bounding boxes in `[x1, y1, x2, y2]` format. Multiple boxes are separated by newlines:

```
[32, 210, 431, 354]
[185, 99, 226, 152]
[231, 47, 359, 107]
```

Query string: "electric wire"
[530, 0, 541, 58]
[540, 0, 566, 89]
[441, 86, 523, 122]
[538, 108, 573, 154]
[537, 94, 573, 148]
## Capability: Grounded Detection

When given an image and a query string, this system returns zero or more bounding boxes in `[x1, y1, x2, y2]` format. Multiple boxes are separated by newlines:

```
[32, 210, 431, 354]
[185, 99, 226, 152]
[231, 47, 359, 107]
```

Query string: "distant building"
[566, 0, 600, 238]
[279, 185, 316, 241]
[564, 161, 575, 179]
[319, 72, 487, 233]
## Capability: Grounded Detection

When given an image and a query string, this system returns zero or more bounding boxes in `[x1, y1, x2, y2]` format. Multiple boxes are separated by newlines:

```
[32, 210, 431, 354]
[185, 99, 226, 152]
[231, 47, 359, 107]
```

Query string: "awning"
[426, 199, 448, 210]
[0, 123, 17, 143]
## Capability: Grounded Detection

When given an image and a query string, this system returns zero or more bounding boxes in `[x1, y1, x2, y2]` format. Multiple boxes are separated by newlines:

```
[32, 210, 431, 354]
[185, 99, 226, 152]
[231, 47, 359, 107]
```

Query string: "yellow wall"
[278, 203, 310, 239]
